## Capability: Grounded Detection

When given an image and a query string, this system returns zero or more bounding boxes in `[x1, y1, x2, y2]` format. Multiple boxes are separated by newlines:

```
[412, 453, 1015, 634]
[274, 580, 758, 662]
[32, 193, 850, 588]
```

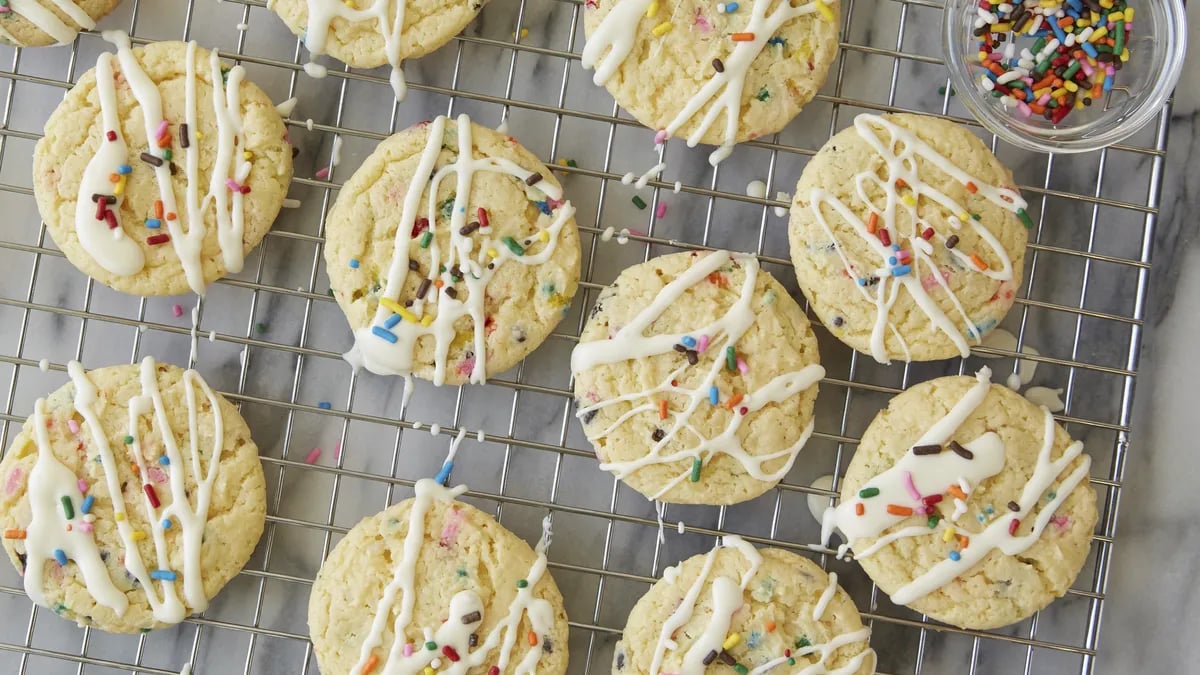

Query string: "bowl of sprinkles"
[943, 0, 1186, 152]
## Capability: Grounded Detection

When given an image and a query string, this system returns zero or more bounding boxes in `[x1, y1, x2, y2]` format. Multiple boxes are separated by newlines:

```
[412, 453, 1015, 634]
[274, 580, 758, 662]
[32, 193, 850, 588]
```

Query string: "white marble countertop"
[0, 0, 1194, 673]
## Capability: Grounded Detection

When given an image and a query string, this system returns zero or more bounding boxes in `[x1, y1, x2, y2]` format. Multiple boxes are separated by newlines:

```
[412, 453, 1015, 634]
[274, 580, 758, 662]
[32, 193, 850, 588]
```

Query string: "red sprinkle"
[442, 646, 460, 662]
[95, 199, 108, 220]
[411, 217, 430, 237]
[878, 229, 891, 247]
[105, 130, 117, 141]
[1008, 518, 1020, 536]
[104, 211, 118, 230]
[477, 207, 489, 228]
[147, 234, 171, 246]
[240, 185, 251, 194]
[921, 227, 934, 240]
[143, 484, 160, 508]
[488, 668, 500, 675]
[923, 494, 944, 506]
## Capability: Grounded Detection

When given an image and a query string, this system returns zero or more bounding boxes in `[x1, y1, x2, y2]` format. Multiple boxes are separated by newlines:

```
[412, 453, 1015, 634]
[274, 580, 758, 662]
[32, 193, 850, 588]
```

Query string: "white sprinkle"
[37, 358, 48, 372]
[717, 2, 726, 11]
[1064, 33, 1076, 47]
[330, 135, 343, 167]
[616, 228, 630, 245]
[303, 61, 327, 78]
[412, 422, 423, 431]
[235, 22, 249, 30]
[745, 179, 767, 199]
[600, 226, 615, 241]
[208, 330, 216, 342]
[1025, 386, 1066, 412]
[1006, 372, 1022, 390]
[275, 97, 298, 117]
[981, 76, 996, 91]
[476, 430, 485, 442]
[1004, 42, 1016, 59]
[305, 118, 315, 131]
[998, 3, 1012, 11]
[282, 198, 301, 208]
[673, 181, 682, 193]
[620, 172, 635, 185]
[676, 520, 685, 534]
[996, 70, 1023, 85]
[807, 474, 836, 526]
[774, 191, 790, 217]
[429, 423, 441, 436]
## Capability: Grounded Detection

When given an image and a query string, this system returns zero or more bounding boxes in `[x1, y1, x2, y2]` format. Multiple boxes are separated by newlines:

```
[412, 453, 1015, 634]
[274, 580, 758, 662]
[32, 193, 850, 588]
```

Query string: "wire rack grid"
[0, 0, 1170, 671]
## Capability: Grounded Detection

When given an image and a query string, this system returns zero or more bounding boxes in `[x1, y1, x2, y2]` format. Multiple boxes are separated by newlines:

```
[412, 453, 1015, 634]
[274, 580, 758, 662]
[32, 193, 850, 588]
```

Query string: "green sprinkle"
[1047, 491, 1057, 500]
[425, 641, 438, 650]
[516, 579, 529, 588]
[690, 457, 702, 482]
[796, 636, 811, 649]
[755, 87, 770, 102]
[1114, 20, 1125, 54]
[734, 665, 749, 675]
[162, 149, 173, 161]
[123, 435, 134, 445]
[566, 158, 578, 168]
[53, 603, 68, 615]
[725, 346, 736, 372]
[927, 514, 940, 528]
[1062, 61, 1081, 80]
[60, 496, 74, 520]
[970, 213, 981, 221]
[763, 289, 776, 305]
[502, 236, 525, 256]
[456, 568, 467, 577]
[858, 487, 880, 498]
[1016, 208, 1033, 229]
[419, 231, 433, 248]
[788, 658, 796, 666]
[632, 195, 647, 210]
[255, 322, 267, 333]
[438, 196, 455, 219]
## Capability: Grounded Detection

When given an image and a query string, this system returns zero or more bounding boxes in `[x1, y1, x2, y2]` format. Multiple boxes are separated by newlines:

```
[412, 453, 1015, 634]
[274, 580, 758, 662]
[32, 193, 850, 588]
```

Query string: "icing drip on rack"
[351, 479, 556, 675]
[646, 536, 875, 675]
[344, 114, 575, 386]
[0, 0, 96, 46]
[571, 251, 824, 500]
[581, 0, 819, 165]
[23, 357, 227, 624]
[820, 367, 1091, 605]
[805, 114, 1027, 363]
[75, 32, 253, 296]
[291, 0, 413, 99]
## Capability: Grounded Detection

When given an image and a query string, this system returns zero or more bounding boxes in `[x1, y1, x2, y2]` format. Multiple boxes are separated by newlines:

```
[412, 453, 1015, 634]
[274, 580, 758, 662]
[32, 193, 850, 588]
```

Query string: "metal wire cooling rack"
[0, 0, 1170, 671]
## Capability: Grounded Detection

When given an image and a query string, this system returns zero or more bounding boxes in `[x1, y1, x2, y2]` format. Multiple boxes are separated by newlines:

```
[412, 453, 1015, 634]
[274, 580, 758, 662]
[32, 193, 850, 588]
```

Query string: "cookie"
[328, 114, 581, 386]
[572, 250, 823, 505]
[0, 0, 121, 48]
[788, 113, 1029, 363]
[613, 538, 875, 674]
[33, 33, 293, 297]
[308, 479, 570, 674]
[269, 0, 487, 99]
[0, 358, 266, 633]
[582, 0, 840, 164]
[822, 367, 1097, 629]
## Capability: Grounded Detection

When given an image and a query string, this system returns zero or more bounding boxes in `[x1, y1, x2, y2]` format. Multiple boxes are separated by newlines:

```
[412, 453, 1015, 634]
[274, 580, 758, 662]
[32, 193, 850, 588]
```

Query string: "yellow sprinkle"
[1099, 0, 1113, 8]
[243, 151, 253, 160]
[942, 526, 956, 543]
[379, 297, 418, 323]
[1090, 10, 1101, 22]
[113, 177, 126, 196]
[957, 212, 969, 222]
[1107, 10, 1123, 21]
[487, 248, 499, 259]
[814, 0, 835, 21]
[1120, 48, 1129, 62]
[1076, 99, 1086, 109]
[1033, 87, 1051, 99]
[512, 28, 529, 39]
[652, 21, 673, 36]
[1124, 7, 1133, 21]
[556, 158, 568, 166]
[420, 315, 434, 327]
[538, 230, 550, 242]
[900, 194, 916, 207]
[978, 51, 990, 63]
[645, 0, 658, 17]
[132, 530, 146, 541]
[1050, 88, 1067, 99]
[115, 512, 126, 522]
[1063, 80, 1079, 92]
[1076, 18, 1090, 27]
[991, 22, 1011, 32]
[722, 634, 741, 650]
[196, 131, 204, 139]
[1038, 0, 1056, 7]
[1089, 26, 1107, 41]
[423, 668, 435, 675]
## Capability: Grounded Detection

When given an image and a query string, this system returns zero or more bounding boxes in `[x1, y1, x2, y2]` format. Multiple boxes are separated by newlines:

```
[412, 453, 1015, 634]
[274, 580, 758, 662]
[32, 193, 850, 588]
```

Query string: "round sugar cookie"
[613, 540, 875, 674]
[826, 367, 1097, 629]
[326, 114, 581, 386]
[571, 250, 823, 505]
[32, 36, 293, 296]
[0, 358, 266, 633]
[0, 0, 122, 48]
[788, 113, 1028, 363]
[308, 479, 570, 674]
[582, 0, 840, 163]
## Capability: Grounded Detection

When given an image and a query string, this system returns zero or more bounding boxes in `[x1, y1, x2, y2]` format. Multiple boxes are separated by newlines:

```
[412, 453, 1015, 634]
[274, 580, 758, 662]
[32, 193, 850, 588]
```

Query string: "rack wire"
[0, 0, 1168, 671]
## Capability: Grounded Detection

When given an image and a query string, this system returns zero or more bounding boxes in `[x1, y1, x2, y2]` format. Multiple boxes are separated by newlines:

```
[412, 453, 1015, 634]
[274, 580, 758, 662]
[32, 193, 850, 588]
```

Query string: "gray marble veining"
[0, 0, 1195, 672]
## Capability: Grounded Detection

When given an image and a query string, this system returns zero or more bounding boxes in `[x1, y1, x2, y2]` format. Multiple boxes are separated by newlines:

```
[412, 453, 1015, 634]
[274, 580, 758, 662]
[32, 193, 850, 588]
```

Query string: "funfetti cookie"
[0, 0, 122, 48]
[572, 250, 823, 505]
[822, 367, 1097, 629]
[308, 479, 570, 674]
[582, 0, 841, 165]
[0, 359, 266, 633]
[32, 33, 293, 297]
[326, 114, 581, 386]
[788, 113, 1029, 364]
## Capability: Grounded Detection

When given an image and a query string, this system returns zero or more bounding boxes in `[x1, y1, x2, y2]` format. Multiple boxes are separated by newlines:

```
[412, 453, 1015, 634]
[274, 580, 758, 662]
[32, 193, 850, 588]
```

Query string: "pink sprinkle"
[225, 178, 241, 192]
[333, 441, 342, 461]
[78, 522, 94, 534]
[172, 304, 184, 318]
[315, 167, 330, 180]
[1016, 101, 1032, 118]
[402, 644, 414, 657]
[654, 129, 668, 145]
[147, 466, 169, 485]
[547, 197, 564, 209]
[902, 470, 922, 502]
[897, 249, 911, 263]
[67, 420, 80, 435]
[0, 6, 10, 13]
[989, 52, 1003, 62]
[693, 8, 712, 32]
[1050, 514, 1071, 532]
[696, 335, 710, 353]
[456, 357, 476, 377]
[5, 468, 24, 496]
[1036, 93, 1052, 106]
[655, 203, 668, 218]
[736, 358, 749, 375]
[439, 508, 463, 547]
[1079, 61, 1095, 77]
[154, 119, 169, 140]
[76, 479, 88, 494]
[921, 270, 951, 292]
[305, 448, 321, 465]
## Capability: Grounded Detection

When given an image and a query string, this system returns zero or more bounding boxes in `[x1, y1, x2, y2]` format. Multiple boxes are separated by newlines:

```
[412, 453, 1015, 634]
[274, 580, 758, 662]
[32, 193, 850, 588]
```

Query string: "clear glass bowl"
[942, 0, 1187, 153]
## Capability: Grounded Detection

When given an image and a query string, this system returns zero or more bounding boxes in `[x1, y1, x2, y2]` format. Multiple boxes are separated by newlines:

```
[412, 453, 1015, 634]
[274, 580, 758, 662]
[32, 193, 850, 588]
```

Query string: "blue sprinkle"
[117, 164, 132, 175]
[158, 455, 170, 466]
[150, 569, 178, 581]
[888, 256, 897, 265]
[681, 336, 697, 348]
[766, 37, 786, 47]
[54, 549, 67, 566]
[1050, 21, 1066, 42]
[349, 258, 360, 269]
[1047, 491, 1057, 500]
[892, 265, 912, 277]
[1102, 75, 1114, 93]
[726, 1, 739, 10]
[161, 519, 172, 529]
[372, 326, 399, 343]
[80, 495, 95, 515]
[145, 218, 161, 229]
[948, 550, 962, 562]
[985, 505, 995, 515]
[891, 244, 899, 252]
[434, 461, 454, 485]
[384, 313, 401, 329]
[857, 278, 867, 286]
[709, 386, 719, 405]
[533, 200, 552, 215]
[977, 514, 986, 522]
[747, 631, 761, 648]
[1081, 41, 1098, 59]
[318, 401, 332, 410]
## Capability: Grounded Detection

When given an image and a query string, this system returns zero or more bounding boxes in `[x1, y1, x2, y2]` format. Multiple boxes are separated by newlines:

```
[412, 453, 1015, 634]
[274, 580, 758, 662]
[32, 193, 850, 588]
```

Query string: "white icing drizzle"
[572, 251, 824, 500]
[75, 33, 253, 297]
[5, 0, 95, 46]
[294, 0, 414, 99]
[812, 570, 837, 621]
[805, 114, 1027, 363]
[582, 0, 820, 165]
[350, 479, 556, 674]
[821, 367, 1091, 606]
[23, 358, 226, 624]
[648, 536, 874, 675]
[344, 115, 575, 385]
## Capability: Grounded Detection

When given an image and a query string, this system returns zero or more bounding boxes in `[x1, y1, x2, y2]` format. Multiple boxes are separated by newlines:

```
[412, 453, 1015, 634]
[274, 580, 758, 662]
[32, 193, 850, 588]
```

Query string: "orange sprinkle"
[947, 485, 967, 500]
[987, 62, 1006, 77]
[1057, 17, 1073, 27]
[435, 279, 444, 288]
[527, 631, 538, 646]
[765, 621, 777, 633]
[1011, 89, 1027, 101]
[964, 181, 978, 194]
[725, 393, 744, 410]
[109, 173, 120, 183]
[659, 400, 669, 420]
[957, 534, 970, 549]
[854, 503, 865, 516]
[1032, 74, 1056, 90]
[886, 504, 913, 516]
[970, 254, 988, 271]
[157, 135, 171, 148]
[708, 272, 729, 288]
[895, 178, 908, 189]
[154, 200, 164, 219]
[131, 463, 141, 476]
[1029, 103, 1046, 115]
[362, 654, 379, 674]
[867, 212, 879, 234]
[166, 212, 177, 221]
[4, 529, 26, 539]
[731, 32, 755, 41]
